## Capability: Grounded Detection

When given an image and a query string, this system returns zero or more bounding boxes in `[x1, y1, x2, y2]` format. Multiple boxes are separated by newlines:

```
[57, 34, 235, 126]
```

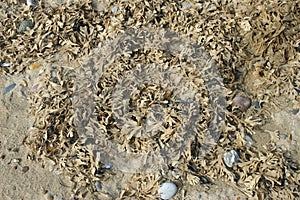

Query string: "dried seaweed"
[14, 0, 300, 199]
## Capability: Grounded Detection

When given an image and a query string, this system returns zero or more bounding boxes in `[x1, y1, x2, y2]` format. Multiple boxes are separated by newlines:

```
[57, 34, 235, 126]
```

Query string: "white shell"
[223, 150, 239, 168]
[1, 62, 11, 67]
[158, 182, 177, 200]
[112, 6, 118, 13]
[244, 135, 254, 146]
[27, 0, 36, 6]
[102, 162, 112, 169]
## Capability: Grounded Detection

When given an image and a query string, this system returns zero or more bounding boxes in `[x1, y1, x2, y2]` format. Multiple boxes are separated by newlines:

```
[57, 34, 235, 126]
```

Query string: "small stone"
[296, 44, 300, 52]
[11, 147, 19, 153]
[3, 83, 17, 95]
[18, 20, 34, 33]
[95, 168, 104, 175]
[22, 166, 29, 173]
[252, 101, 261, 109]
[51, 77, 58, 83]
[278, 133, 288, 139]
[94, 181, 102, 192]
[158, 182, 177, 200]
[223, 150, 239, 168]
[232, 96, 251, 112]
[291, 109, 299, 115]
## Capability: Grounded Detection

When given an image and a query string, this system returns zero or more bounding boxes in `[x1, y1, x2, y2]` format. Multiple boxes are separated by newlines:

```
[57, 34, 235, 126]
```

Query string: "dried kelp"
[18, 0, 300, 199]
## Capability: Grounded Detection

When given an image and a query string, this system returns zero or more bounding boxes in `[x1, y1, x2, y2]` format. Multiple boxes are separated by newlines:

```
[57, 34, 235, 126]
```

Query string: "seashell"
[223, 150, 239, 168]
[232, 96, 251, 112]
[27, 0, 37, 6]
[18, 20, 34, 33]
[112, 6, 118, 13]
[244, 135, 254, 146]
[3, 83, 16, 95]
[1, 62, 11, 67]
[158, 182, 177, 200]
[29, 63, 42, 70]
[278, 133, 288, 139]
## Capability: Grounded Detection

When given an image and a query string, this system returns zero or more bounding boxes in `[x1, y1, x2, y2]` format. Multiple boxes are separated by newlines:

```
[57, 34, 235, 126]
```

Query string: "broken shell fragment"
[27, 0, 37, 6]
[112, 6, 118, 13]
[29, 63, 42, 70]
[232, 96, 251, 112]
[244, 135, 254, 146]
[158, 182, 177, 200]
[1, 62, 11, 67]
[223, 150, 239, 168]
[3, 83, 17, 95]
[94, 181, 102, 192]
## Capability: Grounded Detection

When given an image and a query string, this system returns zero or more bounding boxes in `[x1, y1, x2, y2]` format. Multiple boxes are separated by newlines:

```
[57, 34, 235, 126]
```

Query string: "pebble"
[18, 20, 34, 33]
[32, 83, 39, 92]
[51, 77, 58, 83]
[223, 150, 239, 168]
[3, 83, 16, 95]
[95, 168, 104, 175]
[10, 147, 19, 153]
[181, 2, 193, 8]
[291, 109, 299, 115]
[296, 44, 300, 52]
[158, 182, 177, 200]
[232, 96, 251, 112]
[94, 181, 102, 192]
[22, 166, 29, 173]
[252, 101, 261, 109]
[278, 133, 288, 139]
